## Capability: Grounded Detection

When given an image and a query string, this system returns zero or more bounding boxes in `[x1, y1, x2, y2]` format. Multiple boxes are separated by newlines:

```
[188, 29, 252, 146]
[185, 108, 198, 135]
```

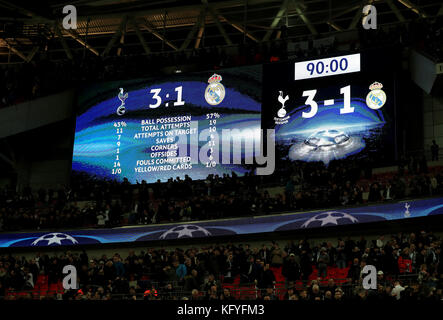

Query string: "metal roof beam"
[132, 18, 151, 55]
[397, 0, 427, 18]
[3, 40, 39, 62]
[262, 0, 288, 41]
[0, 0, 51, 21]
[387, 0, 405, 22]
[54, 22, 73, 60]
[180, 9, 206, 51]
[117, 32, 125, 57]
[202, 0, 232, 45]
[139, 18, 178, 51]
[329, 4, 361, 20]
[195, 23, 205, 49]
[328, 21, 343, 31]
[67, 0, 276, 22]
[292, 0, 318, 36]
[195, 13, 206, 49]
[8, 0, 275, 25]
[26, 45, 39, 62]
[0, 152, 15, 168]
[6, 44, 27, 61]
[102, 16, 128, 57]
[221, 16, 258, 42]
[64, 29, 100, 56]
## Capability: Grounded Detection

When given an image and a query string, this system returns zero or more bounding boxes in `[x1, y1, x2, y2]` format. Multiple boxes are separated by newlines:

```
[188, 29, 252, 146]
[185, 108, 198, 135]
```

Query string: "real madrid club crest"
[117, 87, 128, 116]
[205, 74, 225, 105]
[366, 82, 386, 110]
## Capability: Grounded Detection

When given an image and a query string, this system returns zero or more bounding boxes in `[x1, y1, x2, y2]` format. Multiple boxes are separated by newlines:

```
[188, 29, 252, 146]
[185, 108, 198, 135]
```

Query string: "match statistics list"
[134, 115, 195, 173]
[112, 121, 125, 176]
[111, 113, 221, 178]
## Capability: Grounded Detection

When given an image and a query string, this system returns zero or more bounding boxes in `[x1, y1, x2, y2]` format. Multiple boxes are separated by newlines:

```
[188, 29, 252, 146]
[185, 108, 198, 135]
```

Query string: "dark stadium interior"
[0, 0, 443, 303]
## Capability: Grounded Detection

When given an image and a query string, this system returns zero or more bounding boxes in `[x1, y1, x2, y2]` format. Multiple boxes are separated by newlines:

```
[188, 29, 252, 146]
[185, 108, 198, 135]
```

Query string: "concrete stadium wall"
[0, 88, 76, 190]
[10, 119, 75, 191]
[18, 159, 72, 190]
[0, 89, 76, 139]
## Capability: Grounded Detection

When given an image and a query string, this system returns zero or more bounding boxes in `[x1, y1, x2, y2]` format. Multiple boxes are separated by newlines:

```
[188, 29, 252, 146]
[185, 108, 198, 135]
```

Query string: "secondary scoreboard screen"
[72, 65, 262, 183]
[262, 50, 397, 165]
[72, 50, 398, 183]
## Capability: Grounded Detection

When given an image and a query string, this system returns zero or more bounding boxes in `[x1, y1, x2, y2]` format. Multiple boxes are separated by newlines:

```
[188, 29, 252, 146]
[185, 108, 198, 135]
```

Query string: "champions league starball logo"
[117, 88, 128, 115]
[159, 224, 211, 239]
[301, 211, 358, 228]
[31, 233, 79, 246]
[304, 129, 351, 149]
[205, 74, 225, 105]
[366, 82, 386, 110]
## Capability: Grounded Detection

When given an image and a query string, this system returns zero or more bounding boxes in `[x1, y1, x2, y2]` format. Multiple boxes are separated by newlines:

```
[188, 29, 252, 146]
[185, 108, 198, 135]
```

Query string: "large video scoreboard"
[72, 65, 262, 183]
[262, 49, 397, 165]
[72, 49, 398, 183]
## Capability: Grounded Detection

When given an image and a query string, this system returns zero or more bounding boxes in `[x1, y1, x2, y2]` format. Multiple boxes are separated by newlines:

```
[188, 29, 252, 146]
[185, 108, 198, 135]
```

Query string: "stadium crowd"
[0, 156, 442, 232]
[0, 230, 442, 300]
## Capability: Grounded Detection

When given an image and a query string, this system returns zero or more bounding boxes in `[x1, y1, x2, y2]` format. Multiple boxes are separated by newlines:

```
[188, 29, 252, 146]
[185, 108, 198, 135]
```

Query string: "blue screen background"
[73, 67, 262, 183]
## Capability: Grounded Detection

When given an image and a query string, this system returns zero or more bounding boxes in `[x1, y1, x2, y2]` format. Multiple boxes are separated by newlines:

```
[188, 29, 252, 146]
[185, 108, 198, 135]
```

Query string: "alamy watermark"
[362, 5, 377, 30]
[62, 265, 78, 289]
[150, 121, 276, 176]
[62, 5, 77, 30]
[362, 265, 377, 290]
[61, 4, 376, 32]
[62, 263, 378, 290]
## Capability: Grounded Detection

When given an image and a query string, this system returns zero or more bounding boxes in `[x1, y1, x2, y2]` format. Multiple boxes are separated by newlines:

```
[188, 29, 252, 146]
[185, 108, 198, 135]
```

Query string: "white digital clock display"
[294, 53, 361, 81]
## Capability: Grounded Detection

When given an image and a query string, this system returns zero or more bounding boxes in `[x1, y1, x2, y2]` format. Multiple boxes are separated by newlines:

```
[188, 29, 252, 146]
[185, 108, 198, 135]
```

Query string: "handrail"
[2, 273, 422, 300]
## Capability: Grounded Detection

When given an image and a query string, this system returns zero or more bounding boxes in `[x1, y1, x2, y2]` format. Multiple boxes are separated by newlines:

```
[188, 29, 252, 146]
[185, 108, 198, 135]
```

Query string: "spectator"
[299, 289, 309, 301]
[336, 241, 347, 269]
[391, 280, 405, 300]
[310, 284, 323, 301]
[334, 288, 344, 301]
[190, 289, 201, 300]
[263, 287, 278, 300]
[431, 140, 439, 161]
[282, 253, 300, 285]
[347, 258, 361, 284]
[300, 250, 313, 286]
[270, 243, 284, 267]
[283, 287, 296, 300]
[203, 274, 219, 293]
[257, 263, 275, 290]
[317, 247, 330, 278]
[173, 260, 187, 283]
[184, 269, 200, 292]
[326, 279, 337, 294]
[220, 287, 235, 301]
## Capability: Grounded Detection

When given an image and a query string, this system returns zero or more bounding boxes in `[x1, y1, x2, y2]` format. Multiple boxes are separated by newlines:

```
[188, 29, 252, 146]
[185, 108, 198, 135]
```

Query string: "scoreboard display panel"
[262, 50, 397, 165]
[72, 65, 262, 183]
[72, 50, 398, 183]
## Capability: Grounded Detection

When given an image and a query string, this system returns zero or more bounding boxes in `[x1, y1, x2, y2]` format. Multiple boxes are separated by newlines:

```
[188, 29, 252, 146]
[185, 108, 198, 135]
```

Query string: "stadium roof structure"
[0, 0, 442, 63]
